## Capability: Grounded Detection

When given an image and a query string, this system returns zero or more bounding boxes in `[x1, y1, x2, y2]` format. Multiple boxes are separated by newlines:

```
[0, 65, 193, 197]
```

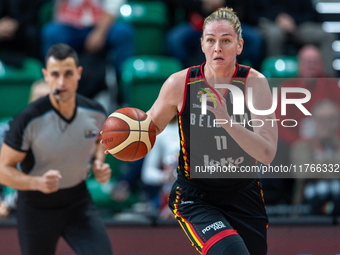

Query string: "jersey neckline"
[50, 97, 77, 124]
[200, 62, 239, 100]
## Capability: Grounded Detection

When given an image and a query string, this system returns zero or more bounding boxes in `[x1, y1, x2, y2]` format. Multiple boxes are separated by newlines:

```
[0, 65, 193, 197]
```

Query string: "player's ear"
[201, 37, 205, 53]
[77, 66, 83, 80]
[42, 68, 48, 82]
[237, 39, 244, 55]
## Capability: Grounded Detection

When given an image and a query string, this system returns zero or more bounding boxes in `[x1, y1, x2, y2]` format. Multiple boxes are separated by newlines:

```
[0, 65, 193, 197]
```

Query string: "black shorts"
[17, 182, 113, 255]
[168, 178, 268, 255]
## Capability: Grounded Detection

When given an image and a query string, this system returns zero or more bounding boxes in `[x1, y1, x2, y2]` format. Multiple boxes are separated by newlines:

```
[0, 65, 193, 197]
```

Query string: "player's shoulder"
[160, 68, 189, 92]
[168, 68, 189, 83]
[76, 94, 107, 116]
[247, 68, 266, 79]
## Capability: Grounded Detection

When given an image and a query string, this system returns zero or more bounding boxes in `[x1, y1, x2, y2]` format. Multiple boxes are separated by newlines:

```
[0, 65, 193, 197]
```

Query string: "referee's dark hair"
[45, 43, 79, 66]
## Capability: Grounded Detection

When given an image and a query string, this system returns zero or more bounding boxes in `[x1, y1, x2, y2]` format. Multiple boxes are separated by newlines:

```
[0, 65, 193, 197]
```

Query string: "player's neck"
[204, 61, 236, 79]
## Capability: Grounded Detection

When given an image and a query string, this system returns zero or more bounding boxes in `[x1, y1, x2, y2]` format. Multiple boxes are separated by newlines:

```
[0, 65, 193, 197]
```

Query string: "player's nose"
[58, 76, 65, 86]
[214, 41, 222, 52]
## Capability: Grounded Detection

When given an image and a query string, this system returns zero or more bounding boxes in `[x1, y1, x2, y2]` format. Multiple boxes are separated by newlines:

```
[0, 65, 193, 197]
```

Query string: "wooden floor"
[1, 224, 340, 255]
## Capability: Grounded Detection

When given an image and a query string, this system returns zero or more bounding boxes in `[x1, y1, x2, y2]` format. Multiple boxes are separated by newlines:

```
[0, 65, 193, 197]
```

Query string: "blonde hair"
[202, 7, 242, 41]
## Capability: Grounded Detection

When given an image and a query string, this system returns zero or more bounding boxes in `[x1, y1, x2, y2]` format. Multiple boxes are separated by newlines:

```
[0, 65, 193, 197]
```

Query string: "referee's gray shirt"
[4, 94, 107, 189]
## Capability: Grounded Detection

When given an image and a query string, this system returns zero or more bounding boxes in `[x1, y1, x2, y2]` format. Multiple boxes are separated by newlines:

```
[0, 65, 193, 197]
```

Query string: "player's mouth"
[213, 57, 224, 62]
[53, 89, 67, 96]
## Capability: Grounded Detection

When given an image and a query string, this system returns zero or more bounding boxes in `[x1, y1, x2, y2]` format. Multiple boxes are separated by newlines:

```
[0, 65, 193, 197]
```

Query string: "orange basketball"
[102, 107, 156, 161]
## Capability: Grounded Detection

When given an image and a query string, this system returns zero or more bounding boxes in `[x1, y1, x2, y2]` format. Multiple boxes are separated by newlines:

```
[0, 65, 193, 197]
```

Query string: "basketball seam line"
[103, 130, 155, 133]
[130, 108, 141, 160]
[111, 141, 148, 154]
[108, 113, 147, 121]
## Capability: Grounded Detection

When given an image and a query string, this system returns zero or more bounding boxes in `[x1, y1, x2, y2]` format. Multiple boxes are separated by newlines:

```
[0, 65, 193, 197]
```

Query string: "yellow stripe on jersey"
[182, 218, 204, 249]
[172, 186, 203, 253]
[178, 115, 190, 178]
[232, 79, 245, 84]
[187, 78, 205, 85]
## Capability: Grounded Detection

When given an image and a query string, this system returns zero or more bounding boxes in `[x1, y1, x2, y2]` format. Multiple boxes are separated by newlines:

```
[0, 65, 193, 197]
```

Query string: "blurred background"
[0, 0, 340, 254]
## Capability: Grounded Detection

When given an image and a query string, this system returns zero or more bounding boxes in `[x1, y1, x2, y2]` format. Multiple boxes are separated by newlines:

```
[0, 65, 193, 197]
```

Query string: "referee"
[0, 44, 113, 255]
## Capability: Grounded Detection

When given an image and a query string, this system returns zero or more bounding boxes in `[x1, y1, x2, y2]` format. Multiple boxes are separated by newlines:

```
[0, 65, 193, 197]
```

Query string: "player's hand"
[205, 88, 231, 121]
[100, 131, 110, 154]
[36, 170, 62, 194]
[92, 159, 111, 184]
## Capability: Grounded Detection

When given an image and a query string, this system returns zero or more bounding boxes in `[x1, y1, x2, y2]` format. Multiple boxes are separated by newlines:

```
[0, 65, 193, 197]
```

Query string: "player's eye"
[65, 71, 73, 77]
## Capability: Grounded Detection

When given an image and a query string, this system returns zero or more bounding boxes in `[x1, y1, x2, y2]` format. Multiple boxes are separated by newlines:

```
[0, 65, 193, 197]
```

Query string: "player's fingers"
[101, 167, 112, 176]
[93, 160, 102, 169]
[45, 170, 62, 178]
[102, 163, 111, 170]
[46, 181, 58, 188]
[206, 97, 226, 108]
[45, 178, 60, 188]
[96, 175, 105, 183]
[100, 173, 111, 180]
[205, 96, 215, 104]
[97, 169, 111, 179]
[97, 169, 111, 178]
[45, 175, 62, 183]
[44, 183, 59, 194]
[206, 105, 216, 113]
[98, 176, 110, 184]
[103, 170, 112, 178]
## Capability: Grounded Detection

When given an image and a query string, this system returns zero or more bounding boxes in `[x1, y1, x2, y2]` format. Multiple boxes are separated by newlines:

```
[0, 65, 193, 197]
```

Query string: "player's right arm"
[147, 69, 188, 135]
[0, 143, 61, 193]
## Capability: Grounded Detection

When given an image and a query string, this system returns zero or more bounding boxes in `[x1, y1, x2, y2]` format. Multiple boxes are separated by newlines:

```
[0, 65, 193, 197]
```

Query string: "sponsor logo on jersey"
[181, 200, 194, 205]
[192, 103, 201, 109]
[202, 221, 226, 234]
[197, 90, 204, 103]
[84, 129, 97, 138]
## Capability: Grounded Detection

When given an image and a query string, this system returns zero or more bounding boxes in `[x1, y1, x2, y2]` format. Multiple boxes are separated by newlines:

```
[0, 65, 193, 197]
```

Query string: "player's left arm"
[92, 135, 112, 184]
[246, 70, 278, 164]
[206, 69, 278, 165]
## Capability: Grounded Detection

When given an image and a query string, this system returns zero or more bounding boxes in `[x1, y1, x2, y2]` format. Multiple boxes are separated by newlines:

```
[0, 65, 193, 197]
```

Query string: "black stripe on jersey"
[76, 94, 107, 116]
[5, 95, 53, 152]
[235, 64, 251, 78]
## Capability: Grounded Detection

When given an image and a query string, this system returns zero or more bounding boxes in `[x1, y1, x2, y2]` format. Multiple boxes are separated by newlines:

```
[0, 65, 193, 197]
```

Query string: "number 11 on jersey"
[214, 136, 227, 150]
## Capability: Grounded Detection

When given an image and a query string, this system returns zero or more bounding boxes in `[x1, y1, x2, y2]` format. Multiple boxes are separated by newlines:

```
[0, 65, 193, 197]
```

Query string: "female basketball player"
[106, 7, 277, 255]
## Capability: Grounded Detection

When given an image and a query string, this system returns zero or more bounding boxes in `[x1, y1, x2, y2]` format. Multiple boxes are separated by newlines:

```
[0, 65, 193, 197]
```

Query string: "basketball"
[102, 107, 156, 161]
